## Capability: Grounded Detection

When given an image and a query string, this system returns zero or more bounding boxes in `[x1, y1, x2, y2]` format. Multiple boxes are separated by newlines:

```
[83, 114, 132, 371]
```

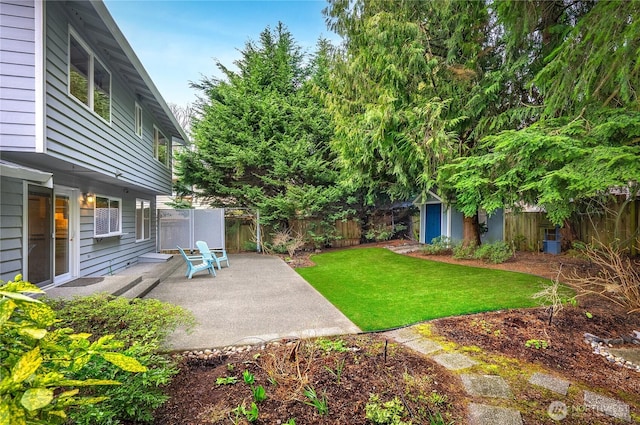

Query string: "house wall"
[0, 0, 39, 151]
[419, 201, 503, 245]
[0, 173, 159, 281]
[449, 208, 464, 242]
[481, 209, 504, 244]
[1, 1, 178, 283]
[44, 1, 172, 194]
[49, 174, 158, 277]
[0, 176, 24, 282]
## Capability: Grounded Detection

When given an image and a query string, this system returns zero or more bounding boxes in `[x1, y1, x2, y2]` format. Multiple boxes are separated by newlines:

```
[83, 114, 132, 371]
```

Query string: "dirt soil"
[153, 243, 640, 424]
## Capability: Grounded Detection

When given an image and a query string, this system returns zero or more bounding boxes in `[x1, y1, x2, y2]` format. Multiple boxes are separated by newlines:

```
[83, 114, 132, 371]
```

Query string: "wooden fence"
[223, 217, 362, 253]
[505, 198, 639, 255]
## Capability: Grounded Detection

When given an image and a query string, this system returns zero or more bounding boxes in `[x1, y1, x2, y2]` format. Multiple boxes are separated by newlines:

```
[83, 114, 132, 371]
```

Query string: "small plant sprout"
[428, 390, 448, 406]
[365, 394, 410, 425]
[303, 386, 329, 415]
[216, 376, 238, 385]
[585, 311, 593, 319]
[252, 385, 267, 403]
[233, 402, 259, 423]
[324, 358, 346, 384]
[243, 370, 255, 385]
[525, 339, 549, 349]
[315, 338, 348, 354]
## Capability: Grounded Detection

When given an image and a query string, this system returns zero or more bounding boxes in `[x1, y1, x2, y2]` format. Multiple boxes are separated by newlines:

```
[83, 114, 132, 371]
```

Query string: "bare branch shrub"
[564, 240, 640, 314]
[271, 229, 292, 250]
[286, 232, 306, 258]
[268, 228, 306, 257]
[532, 266, 568, 325]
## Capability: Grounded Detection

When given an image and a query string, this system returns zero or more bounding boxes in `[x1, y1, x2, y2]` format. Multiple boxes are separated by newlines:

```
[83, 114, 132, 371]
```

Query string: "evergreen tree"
[324, 0, 503, 244]
[177, 24, 353, 227]
[443, 1, 640, 234]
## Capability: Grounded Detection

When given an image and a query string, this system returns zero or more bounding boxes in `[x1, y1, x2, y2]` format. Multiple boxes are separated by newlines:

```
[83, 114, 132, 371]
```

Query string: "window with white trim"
[153, 126, 170, 167]
[135, 199, 151, 241]
[135, 102, 143, 138]
[68, 29, 111, 122]
[94, 195, 121, 237]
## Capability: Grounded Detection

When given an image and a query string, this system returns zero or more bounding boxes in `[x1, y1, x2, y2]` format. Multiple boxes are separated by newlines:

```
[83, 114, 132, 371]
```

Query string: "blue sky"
[104, 1, 337, 107]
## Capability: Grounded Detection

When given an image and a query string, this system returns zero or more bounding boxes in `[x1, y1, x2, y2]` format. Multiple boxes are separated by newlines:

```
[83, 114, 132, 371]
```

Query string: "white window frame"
[135, 199, 151, 242]
[94, 195, 122, 237]
[153, 125, 170, 167]
[135, 102, 143, 138]
[68, 27, 112, 124]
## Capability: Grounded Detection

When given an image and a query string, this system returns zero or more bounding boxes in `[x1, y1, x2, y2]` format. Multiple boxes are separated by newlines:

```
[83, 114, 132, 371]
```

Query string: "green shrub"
[473, 241, 514, 264]
[421, 236, 452, 255]
[452, 242, 476, 260]
[46, 294, 195, 347]
[45, 294, 195, 424]
[0, 276, 147, 425]
[365, 224, 394, 242]
[365, 394, 411, 425]
[243, 241, 258, 252]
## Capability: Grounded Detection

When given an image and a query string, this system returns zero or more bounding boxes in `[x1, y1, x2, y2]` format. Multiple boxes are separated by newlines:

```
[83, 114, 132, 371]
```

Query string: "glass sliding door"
[28, 185, 53, 286]
[55, 194, 70, 278]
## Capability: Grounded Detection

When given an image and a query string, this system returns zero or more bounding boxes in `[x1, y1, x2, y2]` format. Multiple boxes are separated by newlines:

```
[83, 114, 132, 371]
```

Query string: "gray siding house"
[0, 0, 187, 287]
[418, 191, 504, 245]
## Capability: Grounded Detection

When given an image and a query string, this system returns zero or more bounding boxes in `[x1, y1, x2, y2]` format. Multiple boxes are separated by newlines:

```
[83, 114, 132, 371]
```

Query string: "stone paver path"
[468, 403, 523, 425]
[432, 352, 478, 370]
[383, 325, 634, 423]
[461, 374, 513, 398]
[584, 391, 632, 422]
[529, 372, 571, 396]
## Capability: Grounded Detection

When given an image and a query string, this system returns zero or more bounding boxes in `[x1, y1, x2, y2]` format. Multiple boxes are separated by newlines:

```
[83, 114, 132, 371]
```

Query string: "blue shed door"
[425, 204, 442, 244]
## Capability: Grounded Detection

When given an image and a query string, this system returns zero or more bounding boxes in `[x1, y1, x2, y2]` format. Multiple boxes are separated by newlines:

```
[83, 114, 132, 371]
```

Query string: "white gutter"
[0, 161, 53, 188]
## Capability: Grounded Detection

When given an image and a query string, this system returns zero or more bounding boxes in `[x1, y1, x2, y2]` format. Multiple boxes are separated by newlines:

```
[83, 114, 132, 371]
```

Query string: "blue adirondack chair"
[177, 246, 216, 279]
[195, 240, 230, 270]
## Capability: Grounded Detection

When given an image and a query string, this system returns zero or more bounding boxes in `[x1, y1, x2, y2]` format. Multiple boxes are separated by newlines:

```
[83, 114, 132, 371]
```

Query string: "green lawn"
[296, 247, 551, 331]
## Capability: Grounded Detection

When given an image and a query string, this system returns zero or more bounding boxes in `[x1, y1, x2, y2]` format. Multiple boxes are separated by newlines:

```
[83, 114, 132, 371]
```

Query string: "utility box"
[543, 227, 562, 255]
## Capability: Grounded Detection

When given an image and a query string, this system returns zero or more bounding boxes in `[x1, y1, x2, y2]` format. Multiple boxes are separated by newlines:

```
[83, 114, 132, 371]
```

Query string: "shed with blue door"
[416, 191, 504, 245]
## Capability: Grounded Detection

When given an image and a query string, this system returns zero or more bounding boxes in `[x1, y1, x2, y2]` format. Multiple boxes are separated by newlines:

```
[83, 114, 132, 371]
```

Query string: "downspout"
[256, 209, 261, 253]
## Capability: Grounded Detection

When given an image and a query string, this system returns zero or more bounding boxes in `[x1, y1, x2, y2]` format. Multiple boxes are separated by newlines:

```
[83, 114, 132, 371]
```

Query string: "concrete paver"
[145, 253, 361, 351]
[383, 327, 422, 343]
[584, 391, 631, 422]
[461, 374, 513, 398]
[432, 352, 478, 370]
[528, 372, 571, 396]
[402, 338, 443, 355]
[468, 403, 523, 425]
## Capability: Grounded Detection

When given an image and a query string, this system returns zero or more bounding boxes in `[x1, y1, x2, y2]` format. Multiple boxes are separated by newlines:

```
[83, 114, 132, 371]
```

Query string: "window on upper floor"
[68, 30, 111, 123]
[94, 195, 121, 237]
[135, 199, 151, 241]
[135, 102, 143, 138]
[153, 126, 170, 167]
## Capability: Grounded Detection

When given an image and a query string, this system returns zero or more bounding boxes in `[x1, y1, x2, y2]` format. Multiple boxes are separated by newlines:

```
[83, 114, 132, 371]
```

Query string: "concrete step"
[45, 255, 182, 300]
[45, 275, 141, 300]
[120, 277, 161, 299]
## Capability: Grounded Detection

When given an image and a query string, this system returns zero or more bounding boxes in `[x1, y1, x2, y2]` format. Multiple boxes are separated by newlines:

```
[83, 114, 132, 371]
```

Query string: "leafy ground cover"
[296, 247, 555, 331]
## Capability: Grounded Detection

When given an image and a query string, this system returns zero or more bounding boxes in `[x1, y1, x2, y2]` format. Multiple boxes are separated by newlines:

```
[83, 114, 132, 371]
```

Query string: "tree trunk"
[560, 218, 579, 251]
[463, 214, 481, 247]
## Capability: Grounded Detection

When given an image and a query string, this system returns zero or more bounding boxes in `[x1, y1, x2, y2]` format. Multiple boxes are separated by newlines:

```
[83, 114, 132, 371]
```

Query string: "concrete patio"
[137, 253, 360, 351]
[46, 253, 361, 352]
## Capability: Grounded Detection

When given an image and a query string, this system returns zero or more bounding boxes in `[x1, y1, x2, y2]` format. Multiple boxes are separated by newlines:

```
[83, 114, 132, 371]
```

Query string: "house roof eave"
[73, 1, 189, 144]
